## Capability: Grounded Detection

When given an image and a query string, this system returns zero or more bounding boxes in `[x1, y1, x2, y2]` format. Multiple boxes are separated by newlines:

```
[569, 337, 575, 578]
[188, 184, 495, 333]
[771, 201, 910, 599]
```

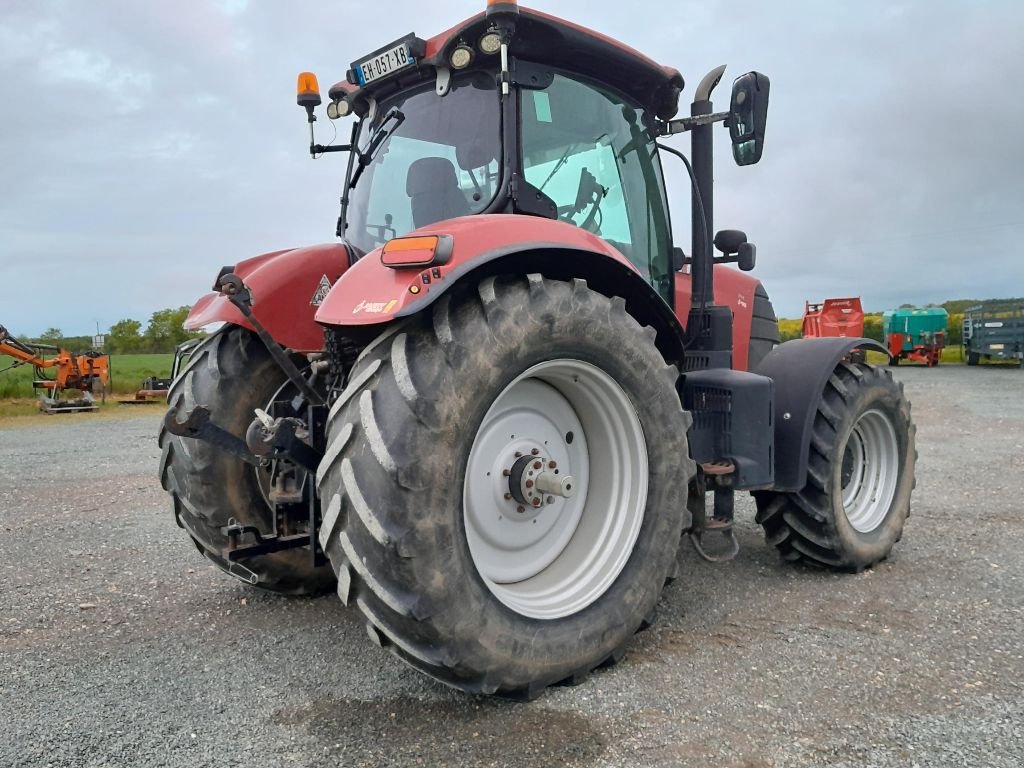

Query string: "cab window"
[521, 73, 673, 301]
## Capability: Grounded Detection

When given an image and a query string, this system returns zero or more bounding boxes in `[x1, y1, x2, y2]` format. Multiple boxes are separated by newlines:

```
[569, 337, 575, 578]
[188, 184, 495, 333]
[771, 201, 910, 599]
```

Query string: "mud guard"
[185, 243, 353, 352]
[754, 338, 888, 492]
[315, 215, 687, 364]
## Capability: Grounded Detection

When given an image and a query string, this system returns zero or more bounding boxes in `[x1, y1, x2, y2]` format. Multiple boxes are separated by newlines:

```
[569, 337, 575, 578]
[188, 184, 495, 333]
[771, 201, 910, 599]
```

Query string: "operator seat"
[406, 157, 471, 228]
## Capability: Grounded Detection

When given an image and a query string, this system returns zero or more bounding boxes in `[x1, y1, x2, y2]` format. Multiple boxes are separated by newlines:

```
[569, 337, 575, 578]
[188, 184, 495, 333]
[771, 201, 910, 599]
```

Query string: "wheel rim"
[839, 408, 900, 533]
[463, 359, 648, 620]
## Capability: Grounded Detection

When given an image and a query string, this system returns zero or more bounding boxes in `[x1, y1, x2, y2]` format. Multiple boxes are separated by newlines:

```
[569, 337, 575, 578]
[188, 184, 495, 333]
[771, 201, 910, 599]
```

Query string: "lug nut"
[515, 451, 522, 458]
[502, 469, 511, 477]
[532, 498, 542, 507]
[525, 480, 534, 488]
[533, 461, 542, 470]
[517, 505, 525, 513]
[547, 496, 555, 505]
[504, 493, 512, 500]
[549, 461, 557, 469]
[531, 448, 540, 455]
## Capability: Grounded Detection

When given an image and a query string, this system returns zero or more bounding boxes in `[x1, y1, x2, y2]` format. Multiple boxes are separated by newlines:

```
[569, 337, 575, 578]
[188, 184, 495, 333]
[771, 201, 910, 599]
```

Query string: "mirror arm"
[311, 144, 352, 156]
[658, 111, 731, 136]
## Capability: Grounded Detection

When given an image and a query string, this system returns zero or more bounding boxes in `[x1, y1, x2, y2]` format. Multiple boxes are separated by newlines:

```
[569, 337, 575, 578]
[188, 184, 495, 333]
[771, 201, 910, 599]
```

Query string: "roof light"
[381, 235, 454, 268]
[327, 99, 352, 120]
[449, 45, 473, 70]
[479, 31, 502, 55]
[296, 72, 321, 108]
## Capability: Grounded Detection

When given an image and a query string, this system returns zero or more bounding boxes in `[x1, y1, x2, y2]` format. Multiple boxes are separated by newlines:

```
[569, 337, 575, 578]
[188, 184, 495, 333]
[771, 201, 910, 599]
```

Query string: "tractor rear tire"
[158, 326, 335, 595]
[754, 361, 915, 571]
[317, 275, 693, 697]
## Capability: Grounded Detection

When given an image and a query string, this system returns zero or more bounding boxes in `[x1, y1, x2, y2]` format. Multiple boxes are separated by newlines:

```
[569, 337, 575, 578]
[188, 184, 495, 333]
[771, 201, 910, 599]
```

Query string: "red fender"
[315, 213, 765, 370]
[185, 243, 351, 352]
[314, 214, 645, 325]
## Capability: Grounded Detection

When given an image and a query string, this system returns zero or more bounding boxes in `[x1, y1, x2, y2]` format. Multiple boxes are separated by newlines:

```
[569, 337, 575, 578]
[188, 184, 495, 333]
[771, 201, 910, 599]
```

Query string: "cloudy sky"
[1, 0, 1022, 336]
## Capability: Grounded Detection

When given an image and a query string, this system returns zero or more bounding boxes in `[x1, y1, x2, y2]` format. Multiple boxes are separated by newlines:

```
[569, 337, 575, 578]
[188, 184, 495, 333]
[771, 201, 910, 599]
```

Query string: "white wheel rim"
[840, 408, 900, 533]
[463, 359, 648, 620]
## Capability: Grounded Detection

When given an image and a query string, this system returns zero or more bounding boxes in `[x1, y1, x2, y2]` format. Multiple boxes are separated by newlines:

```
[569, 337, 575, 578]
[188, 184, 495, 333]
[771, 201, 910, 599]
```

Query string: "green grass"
[0, 353, 175, 398]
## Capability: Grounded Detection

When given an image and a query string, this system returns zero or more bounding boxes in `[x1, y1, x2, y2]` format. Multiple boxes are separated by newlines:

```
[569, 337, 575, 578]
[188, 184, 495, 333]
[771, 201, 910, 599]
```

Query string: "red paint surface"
[674, 266, 762, 372]
[315, 214, 637, 326]
[184, 243, 351, 352]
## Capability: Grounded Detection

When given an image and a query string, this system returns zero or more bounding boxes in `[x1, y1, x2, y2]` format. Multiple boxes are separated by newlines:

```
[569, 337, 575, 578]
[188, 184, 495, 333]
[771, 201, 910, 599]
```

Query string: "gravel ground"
[1, 365, 1022, 767]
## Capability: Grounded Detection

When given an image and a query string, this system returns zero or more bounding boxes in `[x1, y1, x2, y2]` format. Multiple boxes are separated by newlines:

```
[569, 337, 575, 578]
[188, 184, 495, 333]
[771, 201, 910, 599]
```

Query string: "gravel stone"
[0, 365, 1021, 767]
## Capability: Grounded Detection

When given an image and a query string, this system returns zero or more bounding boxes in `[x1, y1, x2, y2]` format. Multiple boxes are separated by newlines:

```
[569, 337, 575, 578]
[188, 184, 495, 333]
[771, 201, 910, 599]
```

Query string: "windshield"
[344, 72, 502, 254]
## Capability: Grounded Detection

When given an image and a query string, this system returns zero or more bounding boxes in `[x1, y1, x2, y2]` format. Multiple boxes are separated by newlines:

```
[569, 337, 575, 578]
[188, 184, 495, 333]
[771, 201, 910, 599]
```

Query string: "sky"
[1, 0, 1022, 336]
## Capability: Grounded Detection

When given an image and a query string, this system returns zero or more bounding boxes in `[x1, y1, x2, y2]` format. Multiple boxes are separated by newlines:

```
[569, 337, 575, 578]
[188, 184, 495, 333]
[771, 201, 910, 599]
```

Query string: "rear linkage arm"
[218, 273, 326, 407]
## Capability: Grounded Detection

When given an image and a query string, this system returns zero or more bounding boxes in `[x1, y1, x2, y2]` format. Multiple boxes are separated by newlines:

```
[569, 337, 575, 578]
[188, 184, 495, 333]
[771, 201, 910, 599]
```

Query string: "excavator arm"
[1, 324, 110, 411]
[0, 326, 58, 369]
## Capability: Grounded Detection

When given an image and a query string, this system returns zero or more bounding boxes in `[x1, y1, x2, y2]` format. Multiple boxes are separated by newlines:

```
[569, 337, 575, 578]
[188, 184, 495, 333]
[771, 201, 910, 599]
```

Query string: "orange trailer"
[802, 297, 865, 340]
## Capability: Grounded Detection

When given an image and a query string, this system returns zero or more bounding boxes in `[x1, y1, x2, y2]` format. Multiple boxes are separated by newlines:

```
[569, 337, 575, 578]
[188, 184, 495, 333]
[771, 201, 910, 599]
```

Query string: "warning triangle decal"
[311, 275, 332, 306]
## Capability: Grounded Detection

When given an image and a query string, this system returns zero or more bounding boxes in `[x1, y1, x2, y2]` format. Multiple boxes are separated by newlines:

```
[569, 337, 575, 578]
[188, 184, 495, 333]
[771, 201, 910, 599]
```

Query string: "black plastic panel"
[683, 368, 774, 490]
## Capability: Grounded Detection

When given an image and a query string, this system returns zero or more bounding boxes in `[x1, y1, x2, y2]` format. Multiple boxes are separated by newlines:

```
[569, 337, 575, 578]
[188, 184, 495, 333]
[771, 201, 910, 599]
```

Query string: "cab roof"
[329, 6, 685, 120]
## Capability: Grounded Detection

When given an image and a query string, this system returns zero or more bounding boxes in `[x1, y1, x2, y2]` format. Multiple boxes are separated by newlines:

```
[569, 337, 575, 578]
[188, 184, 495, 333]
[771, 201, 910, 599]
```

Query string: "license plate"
[990, 344, 1005, 350]
[354, 40, 416, 86]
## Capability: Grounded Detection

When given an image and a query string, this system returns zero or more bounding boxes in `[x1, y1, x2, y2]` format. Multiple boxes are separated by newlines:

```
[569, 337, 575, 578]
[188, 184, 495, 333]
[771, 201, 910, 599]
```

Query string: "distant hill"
[938, 298, 1024, 315]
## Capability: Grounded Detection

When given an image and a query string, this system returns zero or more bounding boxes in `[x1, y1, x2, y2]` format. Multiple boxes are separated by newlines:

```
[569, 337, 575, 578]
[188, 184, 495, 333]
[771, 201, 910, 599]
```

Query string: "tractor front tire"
[754, 362, 915, 571]
[158, 326, 335, 595]
[317, 275, 693, 697]
[967, 351, 980, 366]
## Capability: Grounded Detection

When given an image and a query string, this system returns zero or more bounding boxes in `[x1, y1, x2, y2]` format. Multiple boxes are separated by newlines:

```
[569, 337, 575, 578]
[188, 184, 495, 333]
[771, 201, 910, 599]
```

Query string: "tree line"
[19, 307, 206, 355]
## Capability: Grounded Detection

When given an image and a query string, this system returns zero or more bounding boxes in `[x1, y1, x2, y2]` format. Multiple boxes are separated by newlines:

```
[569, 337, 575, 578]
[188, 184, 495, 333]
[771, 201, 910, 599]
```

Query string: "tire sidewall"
[180, 336, 286, 531]
[368, 286, 690, 686]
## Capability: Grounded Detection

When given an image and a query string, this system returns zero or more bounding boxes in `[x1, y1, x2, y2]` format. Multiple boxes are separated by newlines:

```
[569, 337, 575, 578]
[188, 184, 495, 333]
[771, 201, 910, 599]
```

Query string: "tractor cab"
[299, 2, 767, 307]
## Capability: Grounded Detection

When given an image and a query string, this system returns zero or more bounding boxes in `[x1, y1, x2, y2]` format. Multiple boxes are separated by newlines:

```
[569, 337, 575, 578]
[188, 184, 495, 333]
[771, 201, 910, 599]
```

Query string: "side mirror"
[729, 72, 769, 166]
[713, 229, 747, 255]
[737, 242, 756, 272]
[713, 229, 757, 271]
[671, 246, 687, 272]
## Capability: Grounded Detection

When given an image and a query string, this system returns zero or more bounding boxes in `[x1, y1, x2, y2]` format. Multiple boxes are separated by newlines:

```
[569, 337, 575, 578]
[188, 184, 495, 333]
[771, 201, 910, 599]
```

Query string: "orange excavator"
[0, 325, 110, 412]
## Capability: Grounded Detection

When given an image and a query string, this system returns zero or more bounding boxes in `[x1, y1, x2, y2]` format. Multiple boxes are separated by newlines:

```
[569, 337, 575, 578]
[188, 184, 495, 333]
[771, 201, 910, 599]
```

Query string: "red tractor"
[160, 1, 916, 698]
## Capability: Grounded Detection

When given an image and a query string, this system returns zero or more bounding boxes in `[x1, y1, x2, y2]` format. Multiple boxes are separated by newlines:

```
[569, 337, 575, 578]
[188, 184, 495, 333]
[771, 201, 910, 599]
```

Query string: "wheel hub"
[506, 452, 575, 512]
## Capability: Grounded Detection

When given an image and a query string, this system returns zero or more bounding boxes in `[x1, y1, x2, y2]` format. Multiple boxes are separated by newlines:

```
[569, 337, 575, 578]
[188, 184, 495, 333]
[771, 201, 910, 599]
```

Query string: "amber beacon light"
[486, 0, 519, 16]
[296, 72, 321, 109]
